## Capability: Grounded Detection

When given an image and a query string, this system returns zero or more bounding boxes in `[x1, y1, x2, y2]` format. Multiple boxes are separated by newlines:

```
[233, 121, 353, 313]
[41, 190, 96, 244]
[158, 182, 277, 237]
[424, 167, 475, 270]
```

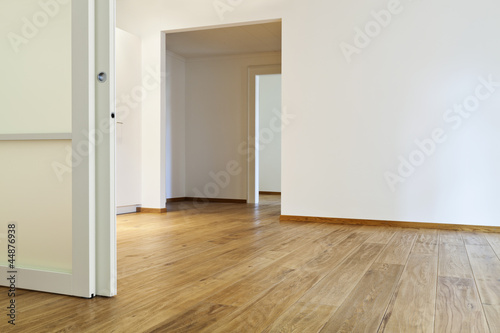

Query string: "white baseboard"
[116, 205, 140, 215]
[0, 266, 73, 296]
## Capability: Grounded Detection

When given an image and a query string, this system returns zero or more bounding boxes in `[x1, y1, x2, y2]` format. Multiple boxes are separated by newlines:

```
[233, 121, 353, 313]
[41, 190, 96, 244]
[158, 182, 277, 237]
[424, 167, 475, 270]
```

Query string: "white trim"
[162, 18, 281, 34]
[0, 133, 72, 141]
[247, 65, 281, 204]
[95, 0, 117, 297]
[160, 32, 168, 211]
[117, 205, 140, 215]
[71, 0, 96, 298]
[0, 266, 73, 296]
[186, 51, 281, 63]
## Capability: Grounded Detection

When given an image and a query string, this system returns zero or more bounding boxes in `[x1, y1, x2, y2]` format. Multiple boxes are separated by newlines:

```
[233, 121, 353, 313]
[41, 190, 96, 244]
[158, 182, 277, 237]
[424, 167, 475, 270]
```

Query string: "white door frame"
[247, 64, 281, 204]
[95, 0, 117, 297]
[70, 0, 97, 298]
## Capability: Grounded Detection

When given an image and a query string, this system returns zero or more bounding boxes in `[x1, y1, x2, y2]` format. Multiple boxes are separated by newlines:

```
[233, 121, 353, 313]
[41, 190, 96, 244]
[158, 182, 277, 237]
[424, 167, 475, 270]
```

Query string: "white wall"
[117, 0, 500, 226]
[116, 28, 142, 212]
[166, 51, 186, 199]
[258, 74, 282, 192]
[282, 0, 500, 226]
[185, 52, 281, 199]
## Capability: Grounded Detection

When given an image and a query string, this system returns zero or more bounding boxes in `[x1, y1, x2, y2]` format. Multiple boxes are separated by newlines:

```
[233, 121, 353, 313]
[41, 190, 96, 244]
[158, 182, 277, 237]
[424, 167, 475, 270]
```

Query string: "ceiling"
[165, 22, 282, 59]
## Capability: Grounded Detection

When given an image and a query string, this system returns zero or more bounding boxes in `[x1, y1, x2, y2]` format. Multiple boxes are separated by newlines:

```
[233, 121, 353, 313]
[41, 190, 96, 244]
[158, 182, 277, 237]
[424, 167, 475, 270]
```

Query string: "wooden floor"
[2, 195, 500, 332]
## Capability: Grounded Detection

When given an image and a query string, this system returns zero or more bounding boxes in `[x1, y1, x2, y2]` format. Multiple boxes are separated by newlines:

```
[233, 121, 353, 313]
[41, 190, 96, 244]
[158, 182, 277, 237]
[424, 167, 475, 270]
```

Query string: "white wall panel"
[0, 0, 72, 134]
[0, 0, 73, 273]
[0, 140, 72, 272]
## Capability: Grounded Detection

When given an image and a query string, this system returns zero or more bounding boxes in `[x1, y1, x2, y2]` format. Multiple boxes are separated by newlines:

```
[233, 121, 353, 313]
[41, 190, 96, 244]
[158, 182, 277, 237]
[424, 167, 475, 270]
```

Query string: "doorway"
[163, 21, 282, 206]
[257, 74, 282, 203]
[248, 66, 282, 204]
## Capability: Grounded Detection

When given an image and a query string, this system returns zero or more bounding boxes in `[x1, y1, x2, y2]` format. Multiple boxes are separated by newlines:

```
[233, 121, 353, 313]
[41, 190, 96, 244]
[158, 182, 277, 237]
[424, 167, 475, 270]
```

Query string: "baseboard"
[137, 207, 167, 213]
[190, 197, 246, 204]
[0, 266, 73, 296]
[166, 197, 188, 203]
[117, 205, 141, 215]
[259, 191, 281, 195]
[280, 215, 500, 233]
[166, 197, 246, 204]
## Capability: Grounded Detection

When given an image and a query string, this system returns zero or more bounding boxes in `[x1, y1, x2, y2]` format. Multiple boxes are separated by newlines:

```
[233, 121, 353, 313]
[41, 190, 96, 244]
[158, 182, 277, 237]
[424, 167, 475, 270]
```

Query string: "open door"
[0, 0, 116, 298]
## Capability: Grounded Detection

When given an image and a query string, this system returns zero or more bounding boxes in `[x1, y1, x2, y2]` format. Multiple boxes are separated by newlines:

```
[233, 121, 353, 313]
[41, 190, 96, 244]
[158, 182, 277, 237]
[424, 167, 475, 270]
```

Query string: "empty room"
[1, 0, 500, 332]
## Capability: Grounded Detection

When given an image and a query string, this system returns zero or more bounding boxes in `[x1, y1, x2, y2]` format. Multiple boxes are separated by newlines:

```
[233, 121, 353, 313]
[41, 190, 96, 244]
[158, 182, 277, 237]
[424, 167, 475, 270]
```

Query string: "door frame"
[247, 64, 282, 204]
[95, 0, 117, 297]
[70, 0, 97, 298]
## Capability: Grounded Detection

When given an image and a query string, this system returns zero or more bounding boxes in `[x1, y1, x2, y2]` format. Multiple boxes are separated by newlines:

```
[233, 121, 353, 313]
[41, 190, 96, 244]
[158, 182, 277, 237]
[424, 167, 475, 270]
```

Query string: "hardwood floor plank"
[439, 243, 473, 279]
[463, 232, 489, 246]
[484, 233, 500, 259]
[320, 263, 405, 332]
[439, 230, 463, 245]
[466, 245, 500, 305]
[210, 269, 324, 332]
[299, 229, 372, 273]
[435, 277, 489, 332]
[364, 226, 398, 244]
[148, 258, 275, 313]
[416, 229, 439, 244]
[484, 305, 500, 333]
[412, 229, 439, 255]
[466, 244, 500, 331]
[206, 264, 297, 307]
[206, 228, 364, 307]
[264, 302, 338, 333]
[379, 254, 438, 333]
[146, 302, 237, 333]
[300, 242, 385, 307]
[376, 230, 418, 265]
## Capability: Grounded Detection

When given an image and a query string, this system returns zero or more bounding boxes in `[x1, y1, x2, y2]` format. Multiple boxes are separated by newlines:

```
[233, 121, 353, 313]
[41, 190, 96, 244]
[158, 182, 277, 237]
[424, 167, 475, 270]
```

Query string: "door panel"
[0, 0, 72, 134]
[0, 140, 72, 272]
[0, 0, 114, 298]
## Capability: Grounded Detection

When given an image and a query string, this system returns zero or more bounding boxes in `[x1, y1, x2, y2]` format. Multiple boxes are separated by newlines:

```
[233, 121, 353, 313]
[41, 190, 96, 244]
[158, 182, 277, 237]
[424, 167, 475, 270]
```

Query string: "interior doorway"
[247, 66, 282, 204]
[257, 74, 282, 200]
[163, 21, 282, 206]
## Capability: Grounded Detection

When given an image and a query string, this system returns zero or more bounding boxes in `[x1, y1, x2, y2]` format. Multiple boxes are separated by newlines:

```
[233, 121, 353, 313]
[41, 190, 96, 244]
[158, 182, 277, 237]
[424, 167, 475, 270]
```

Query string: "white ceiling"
[165, 22, 282, 58]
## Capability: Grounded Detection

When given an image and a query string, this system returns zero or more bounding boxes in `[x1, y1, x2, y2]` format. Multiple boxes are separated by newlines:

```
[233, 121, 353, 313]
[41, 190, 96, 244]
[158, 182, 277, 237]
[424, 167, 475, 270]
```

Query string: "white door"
[115, 28, 142, 215]
[0, 0, 116, 298]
